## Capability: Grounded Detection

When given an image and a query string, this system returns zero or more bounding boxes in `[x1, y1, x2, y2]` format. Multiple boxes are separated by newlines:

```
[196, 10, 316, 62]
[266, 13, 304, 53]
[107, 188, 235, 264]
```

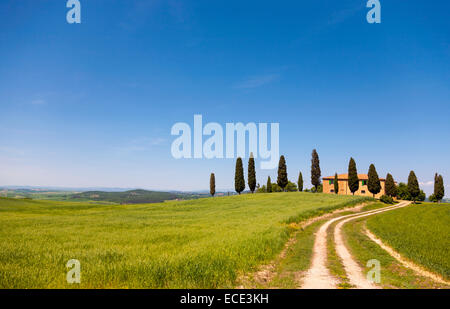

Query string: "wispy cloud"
[234, 73, 280, 89]
[149, 137, 166, 146]
[113, 137, 167, 156]
[419, 181, 434, 186]
[131, 137, 167, 146]
[291, 3, 366, 45]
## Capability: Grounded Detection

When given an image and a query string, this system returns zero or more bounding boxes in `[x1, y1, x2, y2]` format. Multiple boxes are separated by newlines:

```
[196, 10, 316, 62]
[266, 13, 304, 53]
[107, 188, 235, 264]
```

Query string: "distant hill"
[70, 189, 183, 204]
[0, 185, 134, 192]
[0, 187, 215, 203]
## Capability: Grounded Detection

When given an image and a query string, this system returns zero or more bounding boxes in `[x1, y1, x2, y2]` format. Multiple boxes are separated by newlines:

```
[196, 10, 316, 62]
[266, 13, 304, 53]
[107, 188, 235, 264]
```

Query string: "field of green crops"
[0, 193, 369, 288]
[367, 203, 450, 280]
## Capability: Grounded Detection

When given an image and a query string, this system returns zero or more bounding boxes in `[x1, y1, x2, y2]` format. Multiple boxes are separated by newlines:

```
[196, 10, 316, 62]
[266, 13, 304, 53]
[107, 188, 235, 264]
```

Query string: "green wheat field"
[367, 203, 450, 280]
[0, 193, 369, 288]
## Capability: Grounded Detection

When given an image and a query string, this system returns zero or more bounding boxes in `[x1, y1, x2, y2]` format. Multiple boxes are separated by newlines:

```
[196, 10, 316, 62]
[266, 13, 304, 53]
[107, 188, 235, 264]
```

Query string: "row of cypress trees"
[234, 154, 290, 194]
[212, 154, 257, 196]
[211, 150, 320, 195]
[275, 149, 321, 193]
[345, 157, 445, 203]
[347, 156, 403, 198]
[209, 155, 256, 196]
[346, 158, 384, 198]
[210, 153, 445, 202]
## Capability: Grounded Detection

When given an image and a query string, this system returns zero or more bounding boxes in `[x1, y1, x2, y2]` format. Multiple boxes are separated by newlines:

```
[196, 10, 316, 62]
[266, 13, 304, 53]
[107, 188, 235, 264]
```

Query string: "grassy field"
[343, 217, 445, 288]
[0, 193, 370, 288]
[366, 203, 450, 280]
[70, 189, 181, 204]
[342, 212, 449, 288]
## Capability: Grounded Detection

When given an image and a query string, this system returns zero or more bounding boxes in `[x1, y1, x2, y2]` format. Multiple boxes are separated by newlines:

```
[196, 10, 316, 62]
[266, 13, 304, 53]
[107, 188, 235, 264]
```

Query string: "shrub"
[286, 181, 298, 192]
[271, 183, 283, 192]
[417, 190, 426, 202]
[310, 184, 323, 193]
[256, 185, 267, 193]
[380, 195, 394, 204]
[397, 183, 425, 202]
[396, 183, 411, 200]
[428, 194, 438, 203]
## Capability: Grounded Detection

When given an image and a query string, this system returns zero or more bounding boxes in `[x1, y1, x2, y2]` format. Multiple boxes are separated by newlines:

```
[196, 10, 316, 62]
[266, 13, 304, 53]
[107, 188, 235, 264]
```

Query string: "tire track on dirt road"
[363, 227, 450, 286]
[300, 203, 404, 289]
[333, 201, 411, 289]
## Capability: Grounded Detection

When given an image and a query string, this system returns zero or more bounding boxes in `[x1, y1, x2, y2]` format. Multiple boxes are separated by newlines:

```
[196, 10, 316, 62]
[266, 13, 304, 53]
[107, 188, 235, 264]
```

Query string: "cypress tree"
[277, 155, 288, 191]
[248, 154, 256, 193]
[348, 157, 359, 195]
[334, 173, 339, 194]
[385, 173, 397, 197]
[235, 157, 245, 194]
[311, 149, 321, 192]
[367, 164, 381, 198]
[298, 172, 303, 192]
[267, 176, 272, 193]
[434, 174, 445, 203]
[407, 171, 420, 203]
[210, 173, 216, 197]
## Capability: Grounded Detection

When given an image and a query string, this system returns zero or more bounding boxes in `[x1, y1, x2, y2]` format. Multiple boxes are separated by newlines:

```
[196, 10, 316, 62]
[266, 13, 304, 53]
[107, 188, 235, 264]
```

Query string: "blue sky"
[0, 0, 449, 195]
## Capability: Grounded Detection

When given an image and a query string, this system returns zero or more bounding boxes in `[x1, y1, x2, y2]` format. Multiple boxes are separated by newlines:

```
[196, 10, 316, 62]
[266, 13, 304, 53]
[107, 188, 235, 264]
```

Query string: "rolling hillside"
[0, 188, 210, 204]
[70, 189, 182, 204]
[367, 203, 450, 279]
[0, 193, 370, 288]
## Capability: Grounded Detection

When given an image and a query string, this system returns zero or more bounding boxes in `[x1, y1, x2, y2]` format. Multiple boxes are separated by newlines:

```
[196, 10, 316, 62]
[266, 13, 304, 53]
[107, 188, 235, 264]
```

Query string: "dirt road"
[301, 201, 410, 289]
[333, 201, 411, 288]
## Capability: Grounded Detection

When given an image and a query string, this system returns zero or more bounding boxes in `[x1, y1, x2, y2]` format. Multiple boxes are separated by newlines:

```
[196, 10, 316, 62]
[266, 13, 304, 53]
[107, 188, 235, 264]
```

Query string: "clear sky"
[0, 0, 449, 196]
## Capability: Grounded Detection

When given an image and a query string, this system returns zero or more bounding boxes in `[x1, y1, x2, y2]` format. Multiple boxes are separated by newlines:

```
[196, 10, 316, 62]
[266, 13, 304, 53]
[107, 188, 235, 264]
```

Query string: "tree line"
[345, 157, 445, 203]
[209, 150, 445, 203]
[209, 149, 322, 195]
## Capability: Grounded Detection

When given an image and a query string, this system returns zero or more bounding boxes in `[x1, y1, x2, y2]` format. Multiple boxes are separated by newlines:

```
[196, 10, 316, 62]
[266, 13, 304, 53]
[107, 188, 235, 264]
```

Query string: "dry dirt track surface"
[301, 201, 411, 289]
[333, 201, 411, 288]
